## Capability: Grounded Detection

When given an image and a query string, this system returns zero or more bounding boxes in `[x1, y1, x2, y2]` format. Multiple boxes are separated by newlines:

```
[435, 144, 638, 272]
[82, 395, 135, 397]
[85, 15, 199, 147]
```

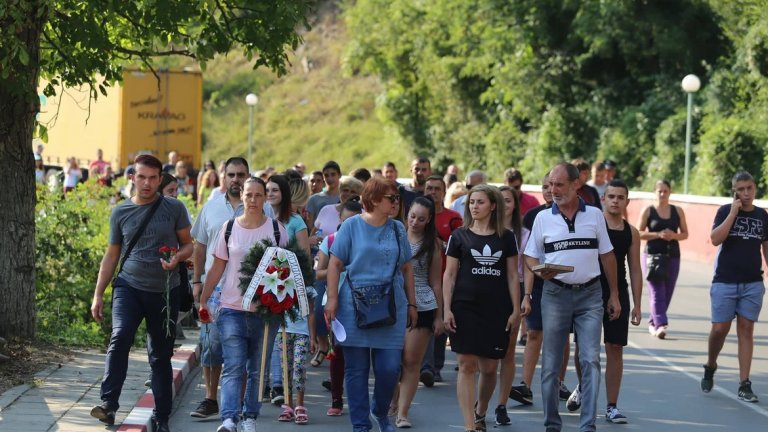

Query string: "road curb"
[116, 342, 199, 432]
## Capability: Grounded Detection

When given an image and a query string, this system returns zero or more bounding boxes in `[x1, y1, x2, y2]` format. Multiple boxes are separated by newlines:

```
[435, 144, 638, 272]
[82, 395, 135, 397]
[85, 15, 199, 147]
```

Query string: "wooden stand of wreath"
[238, 238, 315, 405]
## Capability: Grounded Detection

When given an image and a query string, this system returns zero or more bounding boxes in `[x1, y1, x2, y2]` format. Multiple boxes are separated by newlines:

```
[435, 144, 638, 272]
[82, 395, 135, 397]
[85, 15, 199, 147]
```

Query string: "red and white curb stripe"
[117, 342, 199, 432]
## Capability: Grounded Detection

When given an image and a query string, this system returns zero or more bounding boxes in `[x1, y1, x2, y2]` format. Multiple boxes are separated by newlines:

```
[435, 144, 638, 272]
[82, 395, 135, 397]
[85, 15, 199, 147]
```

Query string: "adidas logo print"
[471, 245, 502, 265]
[470, 245, 502, 276]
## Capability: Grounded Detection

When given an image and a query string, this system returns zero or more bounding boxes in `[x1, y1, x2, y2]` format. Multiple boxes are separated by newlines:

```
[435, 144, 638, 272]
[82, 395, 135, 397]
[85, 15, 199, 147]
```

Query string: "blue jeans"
[344, 346, 402, 432]
[101, 279, 178, 422]
[541, 280, 603, 432]
[217, 308, 278, 423]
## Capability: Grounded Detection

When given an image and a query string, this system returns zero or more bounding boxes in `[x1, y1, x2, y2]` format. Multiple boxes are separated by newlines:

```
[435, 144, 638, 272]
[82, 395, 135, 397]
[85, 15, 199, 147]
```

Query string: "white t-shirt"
[64, 168, 81, 188]
[314, 203, 341, 236]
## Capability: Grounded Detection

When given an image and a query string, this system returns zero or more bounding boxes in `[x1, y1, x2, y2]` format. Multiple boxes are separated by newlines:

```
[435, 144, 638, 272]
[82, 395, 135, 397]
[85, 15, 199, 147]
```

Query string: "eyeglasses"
[383, 194, 401, 203]
[226, 172, 248, 178]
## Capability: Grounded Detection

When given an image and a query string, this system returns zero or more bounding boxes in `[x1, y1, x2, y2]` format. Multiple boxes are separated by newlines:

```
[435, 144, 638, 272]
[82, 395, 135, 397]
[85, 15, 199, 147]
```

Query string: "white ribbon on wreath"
[241, 246, 309, 316]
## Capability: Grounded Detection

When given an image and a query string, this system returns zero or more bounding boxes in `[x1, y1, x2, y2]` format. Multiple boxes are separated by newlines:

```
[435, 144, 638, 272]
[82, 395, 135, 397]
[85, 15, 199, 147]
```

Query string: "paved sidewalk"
[0, 332, 199, 432]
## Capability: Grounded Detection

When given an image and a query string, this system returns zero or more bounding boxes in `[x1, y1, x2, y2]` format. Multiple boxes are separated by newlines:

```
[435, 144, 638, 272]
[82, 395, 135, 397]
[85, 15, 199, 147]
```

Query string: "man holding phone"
[523, 162, 620, 432]
[702, 171, 768, 403]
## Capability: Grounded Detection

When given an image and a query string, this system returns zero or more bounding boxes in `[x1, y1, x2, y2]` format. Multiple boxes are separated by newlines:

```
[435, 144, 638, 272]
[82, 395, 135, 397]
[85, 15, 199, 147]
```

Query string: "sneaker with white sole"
[241, 417, 257, 432]
[606, 406, 628, 424]
[738, 380, 759, 403]
[509, 381, 533, 405]
[566, 385, 581, 412]
[216, 418, 237, 432]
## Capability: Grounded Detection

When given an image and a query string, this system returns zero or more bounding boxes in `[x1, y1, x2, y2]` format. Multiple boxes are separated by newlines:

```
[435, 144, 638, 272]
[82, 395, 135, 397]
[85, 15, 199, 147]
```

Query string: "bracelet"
[192, 281, 202, 285]
[407, 304, 417, 309]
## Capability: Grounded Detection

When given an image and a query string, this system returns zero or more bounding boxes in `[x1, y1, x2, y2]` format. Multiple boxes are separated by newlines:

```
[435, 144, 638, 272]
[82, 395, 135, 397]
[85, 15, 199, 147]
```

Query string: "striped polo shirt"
[524, 198, 613, 285]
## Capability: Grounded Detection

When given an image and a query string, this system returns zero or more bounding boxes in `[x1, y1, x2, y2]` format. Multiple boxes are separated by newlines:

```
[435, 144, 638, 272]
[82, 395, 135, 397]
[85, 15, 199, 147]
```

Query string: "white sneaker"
[217, 418, 237, 432]
[241, 417, 257, 432]
[566, 385, 581, 412]
[655, 325, 667, 339]
[648, 324, 656, 336]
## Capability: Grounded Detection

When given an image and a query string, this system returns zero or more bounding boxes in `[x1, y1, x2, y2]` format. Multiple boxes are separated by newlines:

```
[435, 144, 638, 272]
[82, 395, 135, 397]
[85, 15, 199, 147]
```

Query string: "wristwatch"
[524, 292, 533, 300]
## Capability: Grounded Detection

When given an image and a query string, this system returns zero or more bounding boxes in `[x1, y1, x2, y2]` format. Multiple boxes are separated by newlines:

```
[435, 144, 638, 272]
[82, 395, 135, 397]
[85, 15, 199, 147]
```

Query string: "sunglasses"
[383, 194, 401, 203]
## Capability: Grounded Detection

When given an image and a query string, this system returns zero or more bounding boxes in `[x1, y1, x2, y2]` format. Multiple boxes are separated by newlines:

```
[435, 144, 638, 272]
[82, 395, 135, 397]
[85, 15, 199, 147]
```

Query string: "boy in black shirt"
[702, 171, 768, 403]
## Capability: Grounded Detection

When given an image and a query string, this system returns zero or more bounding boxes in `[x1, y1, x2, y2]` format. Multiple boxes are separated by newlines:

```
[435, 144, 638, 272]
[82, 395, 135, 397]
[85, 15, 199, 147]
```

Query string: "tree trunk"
[0, 7, 43, 339]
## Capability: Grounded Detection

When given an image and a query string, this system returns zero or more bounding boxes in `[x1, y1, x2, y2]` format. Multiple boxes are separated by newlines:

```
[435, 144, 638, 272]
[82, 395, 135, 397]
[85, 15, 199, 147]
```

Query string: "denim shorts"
[199, 322, 223, 367]
[711, 281, 765, 323]
[524, 285, 544, 331]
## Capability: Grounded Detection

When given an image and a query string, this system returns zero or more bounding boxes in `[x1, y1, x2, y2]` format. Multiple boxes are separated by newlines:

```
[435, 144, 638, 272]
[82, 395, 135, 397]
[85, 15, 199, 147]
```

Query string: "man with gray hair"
[523, 162, 620, 432]
[701, 171, 768, 403]
[450, 170, 487, 217]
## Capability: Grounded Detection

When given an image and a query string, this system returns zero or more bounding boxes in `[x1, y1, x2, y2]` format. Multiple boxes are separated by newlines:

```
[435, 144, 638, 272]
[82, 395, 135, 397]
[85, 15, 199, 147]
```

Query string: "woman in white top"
[63, 157, 81, 196]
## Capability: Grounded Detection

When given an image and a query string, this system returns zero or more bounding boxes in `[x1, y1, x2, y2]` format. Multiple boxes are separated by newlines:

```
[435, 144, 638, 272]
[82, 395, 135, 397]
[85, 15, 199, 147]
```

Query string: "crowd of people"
[77, 149, 766, 432]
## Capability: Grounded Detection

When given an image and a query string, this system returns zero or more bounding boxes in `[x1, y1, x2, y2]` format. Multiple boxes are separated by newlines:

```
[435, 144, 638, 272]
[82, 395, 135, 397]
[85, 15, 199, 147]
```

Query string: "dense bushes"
[35, 181, 113, 345]
[35, 181, 197, 346]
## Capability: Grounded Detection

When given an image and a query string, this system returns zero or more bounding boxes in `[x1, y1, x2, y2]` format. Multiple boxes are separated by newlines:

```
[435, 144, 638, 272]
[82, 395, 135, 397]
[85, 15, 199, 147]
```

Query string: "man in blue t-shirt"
[702, 171, 768, 403]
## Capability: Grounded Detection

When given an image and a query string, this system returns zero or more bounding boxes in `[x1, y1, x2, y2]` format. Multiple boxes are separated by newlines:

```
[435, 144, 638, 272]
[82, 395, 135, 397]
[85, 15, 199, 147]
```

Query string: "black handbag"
[646, 253, 669, 282]
[349, 222, 400, 329]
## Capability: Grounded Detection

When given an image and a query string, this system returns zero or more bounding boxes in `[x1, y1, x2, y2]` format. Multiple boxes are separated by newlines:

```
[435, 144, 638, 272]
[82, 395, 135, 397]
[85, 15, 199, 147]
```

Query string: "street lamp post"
[245, 93, 259, 170]
[681, 74, 701, 195]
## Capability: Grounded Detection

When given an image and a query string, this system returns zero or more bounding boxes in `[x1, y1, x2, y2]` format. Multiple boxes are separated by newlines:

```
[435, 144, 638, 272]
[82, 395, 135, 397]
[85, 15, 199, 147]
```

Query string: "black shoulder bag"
[349, 221, 400, 329]
[113, 196, 164, 284]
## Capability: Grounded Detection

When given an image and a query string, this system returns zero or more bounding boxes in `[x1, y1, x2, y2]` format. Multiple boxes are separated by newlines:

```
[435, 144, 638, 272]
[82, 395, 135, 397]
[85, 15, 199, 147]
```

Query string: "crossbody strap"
[272, 218, 281, 246]
[114, 196, 164, 281]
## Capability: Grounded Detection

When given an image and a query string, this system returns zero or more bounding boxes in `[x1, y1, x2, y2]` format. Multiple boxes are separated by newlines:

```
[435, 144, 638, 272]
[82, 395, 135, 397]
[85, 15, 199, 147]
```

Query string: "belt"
[549, 276, 600, 290]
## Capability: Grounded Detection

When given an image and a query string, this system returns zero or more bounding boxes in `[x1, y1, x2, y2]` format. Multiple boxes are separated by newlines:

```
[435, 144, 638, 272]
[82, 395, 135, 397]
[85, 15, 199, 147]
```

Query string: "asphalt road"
[168, 260, 768, 431]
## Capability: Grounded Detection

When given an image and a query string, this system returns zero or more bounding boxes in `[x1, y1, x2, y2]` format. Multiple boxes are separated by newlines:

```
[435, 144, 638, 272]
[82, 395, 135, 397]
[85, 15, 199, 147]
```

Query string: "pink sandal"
[294, 406, 309, 425]
[278, 405, 294, 422]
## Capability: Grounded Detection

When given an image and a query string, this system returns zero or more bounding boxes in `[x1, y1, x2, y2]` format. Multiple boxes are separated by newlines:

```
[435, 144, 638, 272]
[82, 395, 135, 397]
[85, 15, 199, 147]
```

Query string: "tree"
[0, 0, 311, 338]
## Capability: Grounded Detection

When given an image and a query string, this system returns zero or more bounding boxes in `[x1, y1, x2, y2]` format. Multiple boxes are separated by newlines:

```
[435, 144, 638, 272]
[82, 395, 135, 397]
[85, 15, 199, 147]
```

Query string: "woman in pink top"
[199, 177, 288, 432]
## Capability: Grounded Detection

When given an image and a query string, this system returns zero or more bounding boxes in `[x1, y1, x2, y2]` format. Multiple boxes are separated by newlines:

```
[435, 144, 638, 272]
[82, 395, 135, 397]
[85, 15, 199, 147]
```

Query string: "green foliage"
[35, 180, 198, 346]
[342, 0, 740, 187]
[35, 181, 114, 345]
[691, 117, 766, 196]
[199, 7, 409, 173]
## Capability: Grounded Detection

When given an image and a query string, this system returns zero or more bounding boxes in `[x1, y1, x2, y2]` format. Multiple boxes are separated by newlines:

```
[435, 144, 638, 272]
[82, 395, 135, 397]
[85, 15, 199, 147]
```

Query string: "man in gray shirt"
[90, 155, 193, 432]
[188, 157, 247, 418]
[306, 160, 342, 238]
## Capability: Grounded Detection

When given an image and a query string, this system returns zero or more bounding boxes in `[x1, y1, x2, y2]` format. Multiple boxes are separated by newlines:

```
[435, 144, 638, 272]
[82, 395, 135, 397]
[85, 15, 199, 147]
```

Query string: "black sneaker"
[701, 364, 717, 393]
[262, 385, 271, 401]
[90, 401, 116, 425]
[434, 370, 443, 382]
[190, 398, 219, 418]
[494, 404, 511, 426]
[558, 381, 571, 401]
[738, 379, 759, 403]
[153, 417, 171, 432]
[270, 386, 285, 406]
[322, 379, 332, 391]
[420, 369, 435, 387]
[509, 381, 533, 405]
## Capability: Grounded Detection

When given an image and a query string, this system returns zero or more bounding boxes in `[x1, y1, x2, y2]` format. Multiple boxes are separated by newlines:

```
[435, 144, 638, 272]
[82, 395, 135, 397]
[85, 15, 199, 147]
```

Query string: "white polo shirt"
[191, 194, 244, 282]
[524, 198, 613, 285]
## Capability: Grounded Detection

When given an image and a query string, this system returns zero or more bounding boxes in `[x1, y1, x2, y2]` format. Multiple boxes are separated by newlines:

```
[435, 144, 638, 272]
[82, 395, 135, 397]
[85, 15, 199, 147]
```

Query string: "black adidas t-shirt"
[712, 204, 768, 283]
[447, 228, 517, 304]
